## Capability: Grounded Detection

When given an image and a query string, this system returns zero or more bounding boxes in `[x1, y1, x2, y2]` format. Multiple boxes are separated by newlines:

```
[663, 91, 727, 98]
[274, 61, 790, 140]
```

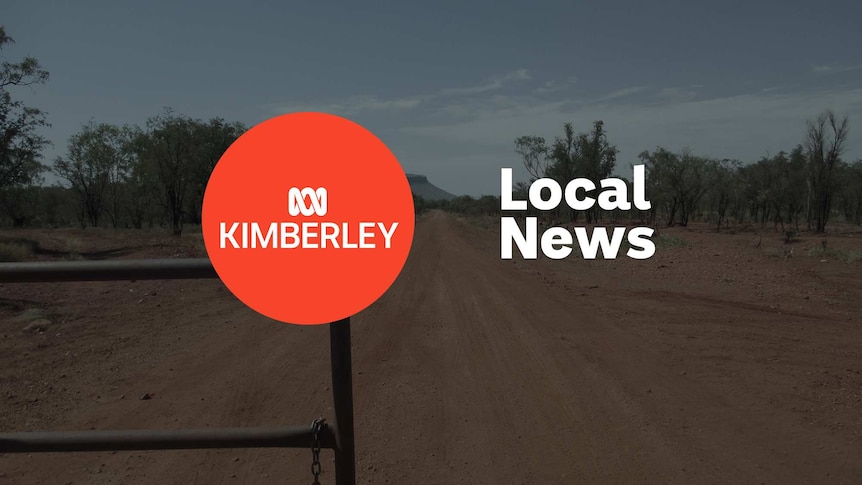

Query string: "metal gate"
[0, 258, 355, 484]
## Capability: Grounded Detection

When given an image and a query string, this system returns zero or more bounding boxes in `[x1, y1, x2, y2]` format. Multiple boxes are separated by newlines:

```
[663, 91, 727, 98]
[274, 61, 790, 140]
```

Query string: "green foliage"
[806, 111, 849, 233]
[1, 29, 858, 239]
[413, 194, 430, 215]
[513, 121, 618, 223]
[443, 194, 499, 216]
[135, 109, 199, 235]
[47, 109, 245, 233]
[185, 117, 246, 224]
[0, 26, 50, 201]
[132, 109, 245, 235]
[639, 147, 711, 227]
[0, 238, 36, 261]
[737, 147, 808, 231]
[35, 185, 87, 227]
[514, 135, 548, 182]
[703, 158, 740, 231]
[837, 160, 862, 224]
[13, 307, 46, 322]
[544, 121, 618, 190]
[413, 193, 500, 219]
[653, 233, 688, 249]
[807, 246, 862, 263]
[53, 121, 136, 228]
[508, 111, 859, 233]
[0, 183, 43, 226]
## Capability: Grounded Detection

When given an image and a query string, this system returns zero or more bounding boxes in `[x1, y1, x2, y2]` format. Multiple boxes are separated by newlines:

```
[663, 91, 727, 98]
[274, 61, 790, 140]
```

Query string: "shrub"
[807, 246, 862, 263]
[0, 238, 37, 262]
[654, 233, 688, 249]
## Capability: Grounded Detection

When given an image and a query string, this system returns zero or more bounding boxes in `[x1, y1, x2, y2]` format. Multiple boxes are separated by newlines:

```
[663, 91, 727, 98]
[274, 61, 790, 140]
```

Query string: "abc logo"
[202, 112, 415, 325]
[288, 187, 327, 217]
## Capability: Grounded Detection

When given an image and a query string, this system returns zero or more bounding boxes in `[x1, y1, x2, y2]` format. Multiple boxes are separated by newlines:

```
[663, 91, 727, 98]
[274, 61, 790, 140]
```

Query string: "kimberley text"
[501, 165, 655, 260]
[219, 222, 398, 249]
[218, 186, 398, 249]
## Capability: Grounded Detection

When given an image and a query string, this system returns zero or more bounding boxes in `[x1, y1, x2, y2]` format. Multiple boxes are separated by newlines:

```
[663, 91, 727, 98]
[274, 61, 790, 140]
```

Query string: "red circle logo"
[202, 112, 415, 325]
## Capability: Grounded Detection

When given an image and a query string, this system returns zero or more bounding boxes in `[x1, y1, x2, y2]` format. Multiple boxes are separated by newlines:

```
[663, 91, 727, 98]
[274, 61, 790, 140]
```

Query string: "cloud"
[657, 86, 699, 102]
[590, 85, 650, 103]
[438, 68, 531, 96]
[811, 62, 862, 75]
[399, 85, 862, 195]
[759, 85, 791, 94]
[400, 85, 862, 167]
[269, 68, 532, 116]
[533, 76, 578, 95]
[280, 94, 423, 116]
[263, 71, 862, 196]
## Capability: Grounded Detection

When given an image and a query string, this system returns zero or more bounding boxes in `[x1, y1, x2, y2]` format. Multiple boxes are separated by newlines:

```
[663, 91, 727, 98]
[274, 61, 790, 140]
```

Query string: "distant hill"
[407, 174, 456, 201]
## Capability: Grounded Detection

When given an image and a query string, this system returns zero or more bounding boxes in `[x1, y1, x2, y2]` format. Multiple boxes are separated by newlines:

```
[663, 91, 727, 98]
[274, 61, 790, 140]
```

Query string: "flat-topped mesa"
[406, 174, 428, 183]
[406, 173, 456, 201]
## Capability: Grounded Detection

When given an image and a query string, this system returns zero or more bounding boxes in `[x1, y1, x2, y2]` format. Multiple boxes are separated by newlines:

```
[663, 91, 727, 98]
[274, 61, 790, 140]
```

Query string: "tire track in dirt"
[2, 211, 860, 484]
[351, 212, 861, 483]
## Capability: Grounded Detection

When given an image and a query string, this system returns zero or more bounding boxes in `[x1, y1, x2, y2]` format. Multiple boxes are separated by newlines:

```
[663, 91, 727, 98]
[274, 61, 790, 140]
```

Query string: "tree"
[675, 150, 710, 226]
[784, 147, 808, 230]
[577, 121, 617, 181]
[639, 147, 680, 226]
[185, 118, 245, 224]
[805, 110, 849, 233]
[35, 185, 78, 227]
[639, 147, 710, 227]
[512, 122, 619, 223]
[134, 109, 200, 235]
[514, 135, 548, 182]
[707, 158, 740, 231]
[123, 127, 161, 229]
[543, 123, 580, 222]
[53, 121, 135, 228]
[0, 26, 50, 211]
[838, 160, 862, 225]
[128, 110, 245, 233]
[575, 121, 618, 223]
[0, 175, 43, 226]
[738, 150, 806, 231]
[545, 122, 579, 189]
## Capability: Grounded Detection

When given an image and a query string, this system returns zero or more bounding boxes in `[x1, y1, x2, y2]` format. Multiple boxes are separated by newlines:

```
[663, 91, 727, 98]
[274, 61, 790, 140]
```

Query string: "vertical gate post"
[329, 318, 355, 485]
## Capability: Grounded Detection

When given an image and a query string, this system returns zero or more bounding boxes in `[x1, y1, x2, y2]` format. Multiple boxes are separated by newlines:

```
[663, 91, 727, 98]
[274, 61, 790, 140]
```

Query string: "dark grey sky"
[5, 0, 862, 196]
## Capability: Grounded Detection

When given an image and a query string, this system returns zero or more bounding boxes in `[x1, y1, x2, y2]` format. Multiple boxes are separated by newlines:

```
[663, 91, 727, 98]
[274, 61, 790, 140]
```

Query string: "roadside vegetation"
[2, 23, 860, 255]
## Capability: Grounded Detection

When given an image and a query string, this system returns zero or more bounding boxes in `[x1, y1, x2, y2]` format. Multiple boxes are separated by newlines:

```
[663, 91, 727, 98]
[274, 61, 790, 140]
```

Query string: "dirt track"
[1, 211, 861, 484]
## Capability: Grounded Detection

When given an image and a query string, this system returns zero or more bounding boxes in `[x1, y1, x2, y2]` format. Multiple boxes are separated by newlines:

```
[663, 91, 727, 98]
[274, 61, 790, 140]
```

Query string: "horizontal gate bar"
[0, 258, 217, 283]
[0, 425, 336, 453]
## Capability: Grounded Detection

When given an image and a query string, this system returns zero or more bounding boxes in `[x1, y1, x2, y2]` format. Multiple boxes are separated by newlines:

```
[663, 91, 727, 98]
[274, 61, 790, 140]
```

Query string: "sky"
[4, 0, 862, 196]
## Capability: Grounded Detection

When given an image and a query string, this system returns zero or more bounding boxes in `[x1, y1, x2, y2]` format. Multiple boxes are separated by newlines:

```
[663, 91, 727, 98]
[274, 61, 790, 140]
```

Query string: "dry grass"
[654, 233, 688, 249]
[807, 246, 862, 263]
[0, 237, 38, 262]
[13, 307, 47, 323]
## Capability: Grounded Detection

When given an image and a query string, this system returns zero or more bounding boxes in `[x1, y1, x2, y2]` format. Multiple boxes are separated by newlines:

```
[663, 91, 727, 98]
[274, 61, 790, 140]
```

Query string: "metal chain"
[311, 418, 325, 485]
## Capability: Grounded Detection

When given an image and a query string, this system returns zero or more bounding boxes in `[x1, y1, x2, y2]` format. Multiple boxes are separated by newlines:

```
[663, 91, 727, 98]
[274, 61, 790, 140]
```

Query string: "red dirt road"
[1, 211, 861, 483]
